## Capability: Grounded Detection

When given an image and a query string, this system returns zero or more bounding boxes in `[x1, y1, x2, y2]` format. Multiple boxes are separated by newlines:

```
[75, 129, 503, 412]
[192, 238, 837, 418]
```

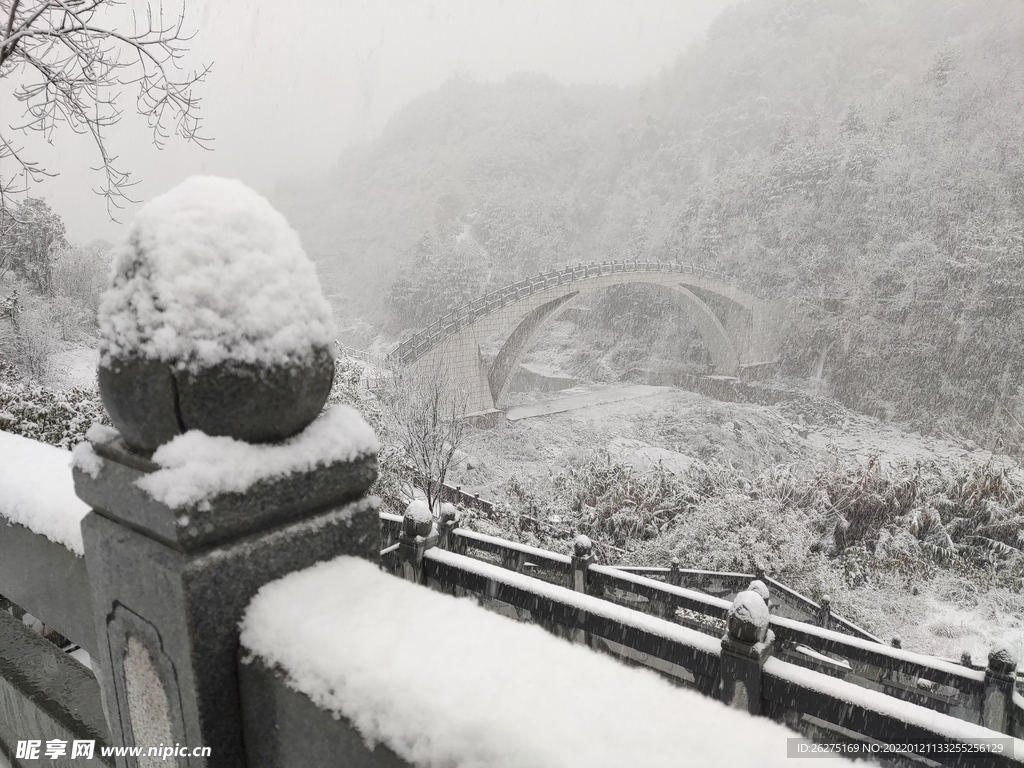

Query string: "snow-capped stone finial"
[727, 590, 770, 644]
[438, 502, 459, 526]
[574, 534, 593, 558]
[988, 641, 1018, 677]
[403, 499, 435, 538]
[96, 177, 337, 452]
[747, 579, 770, 603]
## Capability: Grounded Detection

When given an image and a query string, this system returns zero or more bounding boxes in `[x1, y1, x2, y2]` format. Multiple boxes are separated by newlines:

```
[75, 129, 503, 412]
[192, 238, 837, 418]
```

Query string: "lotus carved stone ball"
[96, 177, 337, 453]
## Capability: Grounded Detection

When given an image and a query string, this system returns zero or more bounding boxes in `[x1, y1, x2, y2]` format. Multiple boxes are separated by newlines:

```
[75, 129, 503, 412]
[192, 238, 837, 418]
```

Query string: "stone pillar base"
[75, 434, 380, 768]
[719, 631, 775, 716]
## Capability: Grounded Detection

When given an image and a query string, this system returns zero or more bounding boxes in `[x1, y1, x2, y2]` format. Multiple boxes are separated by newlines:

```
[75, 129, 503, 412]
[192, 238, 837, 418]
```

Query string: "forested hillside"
[275, 76, 633, 323]
[275, 0, 1024, 447]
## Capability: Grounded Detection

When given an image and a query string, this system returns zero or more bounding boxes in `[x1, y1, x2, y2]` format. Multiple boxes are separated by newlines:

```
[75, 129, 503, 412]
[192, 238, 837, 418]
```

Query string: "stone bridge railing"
[381, 500, 881, 642]
[379, 512, 1022, 732]
[388, 260, 758, 367]
[377, 508, 1024, 766]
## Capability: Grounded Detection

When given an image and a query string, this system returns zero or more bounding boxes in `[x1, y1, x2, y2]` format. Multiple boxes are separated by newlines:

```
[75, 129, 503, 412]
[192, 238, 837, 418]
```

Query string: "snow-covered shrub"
[549, 451, 747, 548]
[326, 350, 385, 433]
[0, 365, 107, 448]
[840, 545, 872, 588]
[755, 453, 1024, 583]
[808, 454, 923, 546]
[873, 528, 927, 574]
[641, 494, 820, 582]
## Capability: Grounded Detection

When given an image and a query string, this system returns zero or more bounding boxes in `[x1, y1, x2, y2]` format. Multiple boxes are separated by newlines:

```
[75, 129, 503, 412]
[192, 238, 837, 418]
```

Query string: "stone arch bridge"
[387, 260, 783, 414]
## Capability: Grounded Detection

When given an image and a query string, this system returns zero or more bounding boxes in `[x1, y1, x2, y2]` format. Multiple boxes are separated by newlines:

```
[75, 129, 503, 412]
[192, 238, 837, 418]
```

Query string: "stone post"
[982, 643, 1018, 734]
[816, 594, 832, 630]
[568, 535, 594, 646]
[398, 501, 438, 585]
[570, 535, 594, 594]
[437, 503, 460, 553]
[718, 591, 775, 716]
[75, 430, 379, 768]
[73, 179, 386, 767]
[668, 557, 681, 588]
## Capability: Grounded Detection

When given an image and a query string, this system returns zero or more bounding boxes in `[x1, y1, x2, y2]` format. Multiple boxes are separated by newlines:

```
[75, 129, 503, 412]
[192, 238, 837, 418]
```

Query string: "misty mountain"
[275, 74, 633, 320]
[275, 0, 1024, 443]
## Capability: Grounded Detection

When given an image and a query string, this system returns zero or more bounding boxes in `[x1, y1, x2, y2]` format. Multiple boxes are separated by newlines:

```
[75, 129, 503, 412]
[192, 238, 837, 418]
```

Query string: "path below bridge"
[504, 384, 671, 421]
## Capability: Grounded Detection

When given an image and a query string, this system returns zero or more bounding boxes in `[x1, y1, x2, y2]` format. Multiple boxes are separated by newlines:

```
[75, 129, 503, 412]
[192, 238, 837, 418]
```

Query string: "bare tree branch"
[0, 0, 210, 218]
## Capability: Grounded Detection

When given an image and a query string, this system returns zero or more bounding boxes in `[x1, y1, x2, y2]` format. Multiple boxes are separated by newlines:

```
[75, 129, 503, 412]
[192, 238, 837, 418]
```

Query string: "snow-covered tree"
[0, 197, 67, 294]
[0, 0, 209, 214]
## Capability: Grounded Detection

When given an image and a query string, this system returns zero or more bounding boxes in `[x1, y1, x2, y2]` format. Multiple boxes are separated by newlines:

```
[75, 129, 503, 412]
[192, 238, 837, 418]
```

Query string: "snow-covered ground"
[505, 384, 670, 420]
[44, 344, 99, 391]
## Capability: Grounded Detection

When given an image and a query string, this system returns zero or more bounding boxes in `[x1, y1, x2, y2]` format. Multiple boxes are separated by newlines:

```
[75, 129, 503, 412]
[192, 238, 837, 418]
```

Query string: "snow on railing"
[762, 657, 1024, 763]
[608, 565, 882, 643]
[0, 431, 101, 656]
[0, 431, 90, 555]
[379, 506, 1024, 764]
[240, 555, 826, 768]
[454, 528, 572, 573]
[387, 259, 757, 366]
[768, 614, 986, 701]
[381, 511, 872, 635]
[423, 547, 723, 689]
[378, 510, 999, 731]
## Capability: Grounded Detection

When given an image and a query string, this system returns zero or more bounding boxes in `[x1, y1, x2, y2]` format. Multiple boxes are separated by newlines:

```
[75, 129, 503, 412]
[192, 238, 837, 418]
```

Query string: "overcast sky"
[2, 0, 735, 245]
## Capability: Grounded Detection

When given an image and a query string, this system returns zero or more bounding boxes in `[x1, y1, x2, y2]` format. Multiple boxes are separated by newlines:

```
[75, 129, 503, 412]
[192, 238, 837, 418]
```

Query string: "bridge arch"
[388, 261, 781, 414]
